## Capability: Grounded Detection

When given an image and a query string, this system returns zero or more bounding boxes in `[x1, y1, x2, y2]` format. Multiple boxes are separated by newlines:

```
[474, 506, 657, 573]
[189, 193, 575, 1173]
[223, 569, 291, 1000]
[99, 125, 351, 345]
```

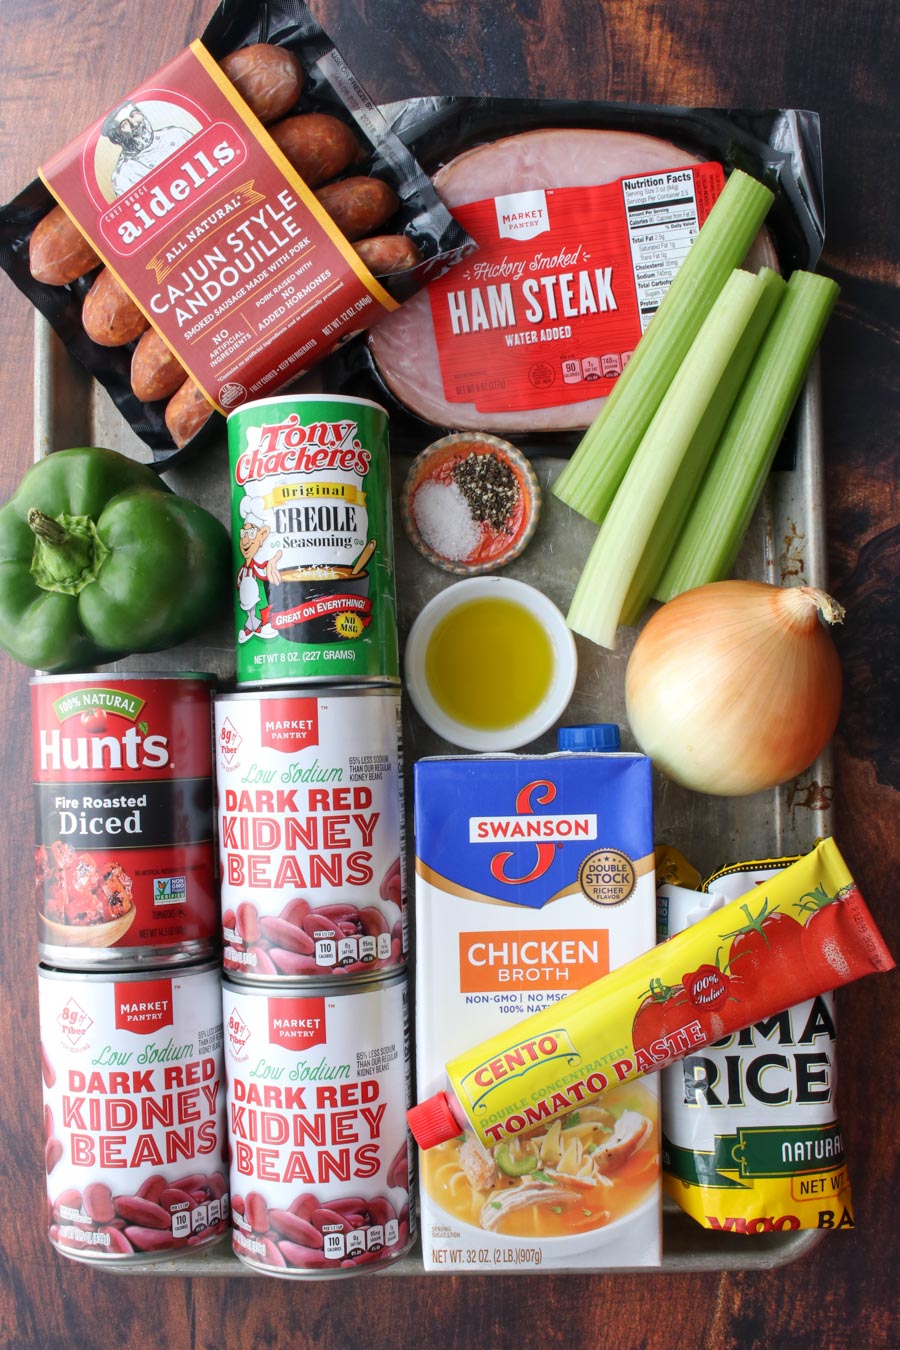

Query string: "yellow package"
[658, 855, 854, 1234]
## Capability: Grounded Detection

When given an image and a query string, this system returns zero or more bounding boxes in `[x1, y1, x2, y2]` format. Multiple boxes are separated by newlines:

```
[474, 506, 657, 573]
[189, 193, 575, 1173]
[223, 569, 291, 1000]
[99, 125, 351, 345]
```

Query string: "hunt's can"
[223, 970, 415, 1277]
[31, 673, 218, 968]
[214, 686, 406, 981]
[227, 394, 398, 687]
[38, 959, 229, 1265]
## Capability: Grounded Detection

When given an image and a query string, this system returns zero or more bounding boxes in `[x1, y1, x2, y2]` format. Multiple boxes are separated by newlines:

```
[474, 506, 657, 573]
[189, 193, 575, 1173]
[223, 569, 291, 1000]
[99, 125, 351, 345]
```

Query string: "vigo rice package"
[658, 856, 855, 1235]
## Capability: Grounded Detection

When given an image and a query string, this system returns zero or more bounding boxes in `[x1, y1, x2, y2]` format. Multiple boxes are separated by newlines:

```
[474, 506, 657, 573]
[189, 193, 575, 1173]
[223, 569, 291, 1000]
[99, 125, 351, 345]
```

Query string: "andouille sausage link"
[29, 205, 102, 286]
[220, 43, 304, 125]
[268, 112, 364, 187]
[131, 328, 188, 403]
[81, 268, 149, 346]
[314, 177, 399, 242]
[165, 378, 215, 448]
[354, 235, 423, 277]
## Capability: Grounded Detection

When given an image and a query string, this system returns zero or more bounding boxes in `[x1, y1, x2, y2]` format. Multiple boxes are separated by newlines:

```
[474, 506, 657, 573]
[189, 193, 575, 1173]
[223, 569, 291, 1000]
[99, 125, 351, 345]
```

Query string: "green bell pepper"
[0, 446, 231, 671]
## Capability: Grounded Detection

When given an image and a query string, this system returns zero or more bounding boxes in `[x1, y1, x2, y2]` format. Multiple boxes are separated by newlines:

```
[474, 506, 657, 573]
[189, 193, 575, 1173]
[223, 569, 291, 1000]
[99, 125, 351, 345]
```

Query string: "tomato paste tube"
[407, 839, 894, 1151]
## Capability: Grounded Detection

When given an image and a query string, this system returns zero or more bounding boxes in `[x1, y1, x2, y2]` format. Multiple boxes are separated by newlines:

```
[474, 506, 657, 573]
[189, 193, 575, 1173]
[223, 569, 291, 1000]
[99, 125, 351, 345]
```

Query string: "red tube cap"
[407, 1091, 462, 1149]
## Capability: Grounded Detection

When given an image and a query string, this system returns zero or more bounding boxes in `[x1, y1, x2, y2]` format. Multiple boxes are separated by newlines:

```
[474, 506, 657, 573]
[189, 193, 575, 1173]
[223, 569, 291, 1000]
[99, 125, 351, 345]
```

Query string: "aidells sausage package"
[413, 748, 662, 1271]
[0, 0, 473, 460]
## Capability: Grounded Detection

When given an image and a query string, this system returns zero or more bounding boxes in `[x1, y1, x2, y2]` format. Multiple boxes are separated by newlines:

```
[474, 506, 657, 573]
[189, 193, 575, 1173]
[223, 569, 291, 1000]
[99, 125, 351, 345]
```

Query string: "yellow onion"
[625, 580, 844, 796]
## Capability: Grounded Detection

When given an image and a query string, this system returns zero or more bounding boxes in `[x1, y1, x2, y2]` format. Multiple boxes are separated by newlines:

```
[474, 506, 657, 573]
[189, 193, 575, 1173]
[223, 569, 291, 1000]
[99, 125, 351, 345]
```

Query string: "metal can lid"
[30, 671, 217, 684]
[38, 954, 222, 981]
[222, 966, 407, 997]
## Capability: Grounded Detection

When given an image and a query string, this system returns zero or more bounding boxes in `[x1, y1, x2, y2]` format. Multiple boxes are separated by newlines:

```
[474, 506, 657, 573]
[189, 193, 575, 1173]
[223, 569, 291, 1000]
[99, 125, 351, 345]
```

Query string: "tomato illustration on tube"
[408, 839, 894, 1153]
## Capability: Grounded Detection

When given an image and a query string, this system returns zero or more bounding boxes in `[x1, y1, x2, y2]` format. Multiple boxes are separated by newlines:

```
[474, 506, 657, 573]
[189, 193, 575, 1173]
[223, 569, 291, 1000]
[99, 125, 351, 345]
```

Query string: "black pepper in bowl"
[453, 451, 519, 531]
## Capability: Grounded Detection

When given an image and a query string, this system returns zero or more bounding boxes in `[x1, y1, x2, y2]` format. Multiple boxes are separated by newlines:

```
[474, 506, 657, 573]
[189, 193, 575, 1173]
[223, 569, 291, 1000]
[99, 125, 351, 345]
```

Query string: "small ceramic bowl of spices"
[400, 432, 541, 575]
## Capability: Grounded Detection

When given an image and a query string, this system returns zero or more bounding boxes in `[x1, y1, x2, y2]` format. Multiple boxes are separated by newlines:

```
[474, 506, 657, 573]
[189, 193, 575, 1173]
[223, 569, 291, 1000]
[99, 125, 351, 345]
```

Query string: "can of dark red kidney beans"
[227, 394, 399, 688]
[31, 673, 218, 968]
[223, 970, 415, 1277]
[38, 959, 229, 1265]
[214, 685, 406, 982]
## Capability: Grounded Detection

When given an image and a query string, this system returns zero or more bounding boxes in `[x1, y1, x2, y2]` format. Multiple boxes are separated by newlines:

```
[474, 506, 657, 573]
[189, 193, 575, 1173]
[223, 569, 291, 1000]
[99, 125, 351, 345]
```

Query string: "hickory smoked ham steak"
[369, 128, 777, 433]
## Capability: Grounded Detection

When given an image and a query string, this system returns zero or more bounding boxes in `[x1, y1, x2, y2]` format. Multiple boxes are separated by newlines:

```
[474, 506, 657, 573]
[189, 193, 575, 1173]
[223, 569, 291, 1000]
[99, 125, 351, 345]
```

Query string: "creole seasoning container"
[32, 673, 218, 968]
[39, 959, 229, 1264]
[227, 395, 398, 687]
[214, 686, 406, 981]
[223, 970, 414, 1276]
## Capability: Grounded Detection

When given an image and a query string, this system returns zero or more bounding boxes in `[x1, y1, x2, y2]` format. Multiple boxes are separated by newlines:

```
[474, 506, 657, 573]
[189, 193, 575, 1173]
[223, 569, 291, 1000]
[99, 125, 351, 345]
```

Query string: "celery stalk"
[552, 169, 775, 525]
[655, 270, 840, 601]
[618, 267, 787, 627]
[566, 268, 773, 650]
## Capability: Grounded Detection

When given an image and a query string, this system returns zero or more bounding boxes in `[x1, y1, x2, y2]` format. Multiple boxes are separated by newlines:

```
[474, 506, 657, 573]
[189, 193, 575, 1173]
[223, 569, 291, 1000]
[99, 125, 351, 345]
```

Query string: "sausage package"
[326, 98, 824, 454]
[0, 0, 474, 462]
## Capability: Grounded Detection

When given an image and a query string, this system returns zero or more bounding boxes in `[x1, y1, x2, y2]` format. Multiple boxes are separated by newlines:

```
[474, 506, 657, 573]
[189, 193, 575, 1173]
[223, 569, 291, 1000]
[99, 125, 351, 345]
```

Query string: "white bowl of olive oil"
[404, 576, 577, 751]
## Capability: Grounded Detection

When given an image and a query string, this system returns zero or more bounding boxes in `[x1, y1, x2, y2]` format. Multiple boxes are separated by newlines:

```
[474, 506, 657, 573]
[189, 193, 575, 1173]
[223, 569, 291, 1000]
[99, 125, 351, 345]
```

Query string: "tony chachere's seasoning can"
[223, 971, 415, 1277]
[39, 959, 229, 1265]
[215, 686, 406, 982]
[227, 394, 398, 687]
[32, 674, 218, 968]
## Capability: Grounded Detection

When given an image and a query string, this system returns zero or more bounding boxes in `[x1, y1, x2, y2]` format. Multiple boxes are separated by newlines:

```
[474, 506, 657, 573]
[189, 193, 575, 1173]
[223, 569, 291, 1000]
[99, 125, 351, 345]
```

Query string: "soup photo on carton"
[413, 729, 662, 1272]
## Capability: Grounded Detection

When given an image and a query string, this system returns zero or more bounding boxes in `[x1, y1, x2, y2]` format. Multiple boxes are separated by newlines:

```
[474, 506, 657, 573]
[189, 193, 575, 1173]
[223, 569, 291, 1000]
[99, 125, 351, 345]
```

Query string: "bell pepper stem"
[27, 509, 67, 545]
[27, 508, 109, 596]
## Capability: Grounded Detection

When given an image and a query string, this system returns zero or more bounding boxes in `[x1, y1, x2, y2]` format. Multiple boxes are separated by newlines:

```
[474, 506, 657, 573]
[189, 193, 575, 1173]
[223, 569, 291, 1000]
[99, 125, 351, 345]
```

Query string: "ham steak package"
[0, 1, 474, 462]
[327, 98, 825, 452]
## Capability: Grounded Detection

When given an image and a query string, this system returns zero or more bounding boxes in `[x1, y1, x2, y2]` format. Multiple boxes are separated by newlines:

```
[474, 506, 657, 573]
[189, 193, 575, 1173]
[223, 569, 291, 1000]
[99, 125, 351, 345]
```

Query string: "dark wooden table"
[0, 2, 896, 1346]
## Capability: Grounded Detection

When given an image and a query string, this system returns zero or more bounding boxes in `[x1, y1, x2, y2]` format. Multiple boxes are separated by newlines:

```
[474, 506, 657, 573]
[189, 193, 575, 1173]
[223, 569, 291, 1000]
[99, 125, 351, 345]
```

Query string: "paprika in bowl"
[404, 576, 576, 751]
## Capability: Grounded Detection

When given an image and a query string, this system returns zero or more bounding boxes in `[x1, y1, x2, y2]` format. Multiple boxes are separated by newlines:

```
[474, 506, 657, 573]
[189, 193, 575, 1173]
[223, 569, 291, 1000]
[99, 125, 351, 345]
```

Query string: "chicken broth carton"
[414, 739, 661, 1271]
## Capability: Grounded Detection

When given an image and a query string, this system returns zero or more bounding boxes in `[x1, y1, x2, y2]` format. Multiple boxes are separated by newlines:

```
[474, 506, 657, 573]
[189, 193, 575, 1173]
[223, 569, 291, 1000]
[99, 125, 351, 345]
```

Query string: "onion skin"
[625, 580, 844, 796]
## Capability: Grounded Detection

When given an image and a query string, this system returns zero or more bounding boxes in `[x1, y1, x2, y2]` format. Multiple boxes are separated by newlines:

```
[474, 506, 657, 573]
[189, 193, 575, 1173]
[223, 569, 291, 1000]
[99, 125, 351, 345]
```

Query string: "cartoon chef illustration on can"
[237, 493, 282, 642]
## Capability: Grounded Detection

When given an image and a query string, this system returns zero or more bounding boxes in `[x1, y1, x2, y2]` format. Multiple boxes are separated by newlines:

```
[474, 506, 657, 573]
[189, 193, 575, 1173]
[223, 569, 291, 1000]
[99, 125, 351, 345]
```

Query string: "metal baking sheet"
[33, 313, 830, 1274]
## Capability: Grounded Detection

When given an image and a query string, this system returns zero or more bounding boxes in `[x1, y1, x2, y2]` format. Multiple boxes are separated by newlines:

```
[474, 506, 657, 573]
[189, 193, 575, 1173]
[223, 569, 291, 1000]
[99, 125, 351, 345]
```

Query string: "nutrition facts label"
[622, 165, 723, 331]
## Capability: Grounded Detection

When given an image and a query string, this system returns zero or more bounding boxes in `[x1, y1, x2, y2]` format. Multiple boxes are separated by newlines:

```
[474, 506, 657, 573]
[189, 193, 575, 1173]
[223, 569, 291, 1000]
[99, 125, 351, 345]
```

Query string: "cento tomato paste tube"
[223, 971, 415, 1276]
[408, 840, 894, 1173]
[413, 733, 662, 1271]
[32, 673, 217, 968]
[215, 686, 405, 980]
[39, 959, 229, 1265]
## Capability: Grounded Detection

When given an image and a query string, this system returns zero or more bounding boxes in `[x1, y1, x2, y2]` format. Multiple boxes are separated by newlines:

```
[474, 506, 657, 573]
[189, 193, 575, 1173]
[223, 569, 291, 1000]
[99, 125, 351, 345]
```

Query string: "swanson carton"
[414, 744, 661, 1271]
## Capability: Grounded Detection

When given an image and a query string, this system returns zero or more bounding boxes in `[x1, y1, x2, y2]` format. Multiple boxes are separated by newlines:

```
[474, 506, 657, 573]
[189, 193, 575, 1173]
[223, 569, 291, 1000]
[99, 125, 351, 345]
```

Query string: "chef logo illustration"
[100, 99, 196, 198]
[237, 495, 282, 643]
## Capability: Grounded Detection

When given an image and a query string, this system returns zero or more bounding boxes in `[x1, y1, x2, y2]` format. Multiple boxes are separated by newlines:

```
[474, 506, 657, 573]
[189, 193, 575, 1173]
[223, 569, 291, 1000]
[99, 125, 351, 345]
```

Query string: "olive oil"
[424, 596, 554, 730]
